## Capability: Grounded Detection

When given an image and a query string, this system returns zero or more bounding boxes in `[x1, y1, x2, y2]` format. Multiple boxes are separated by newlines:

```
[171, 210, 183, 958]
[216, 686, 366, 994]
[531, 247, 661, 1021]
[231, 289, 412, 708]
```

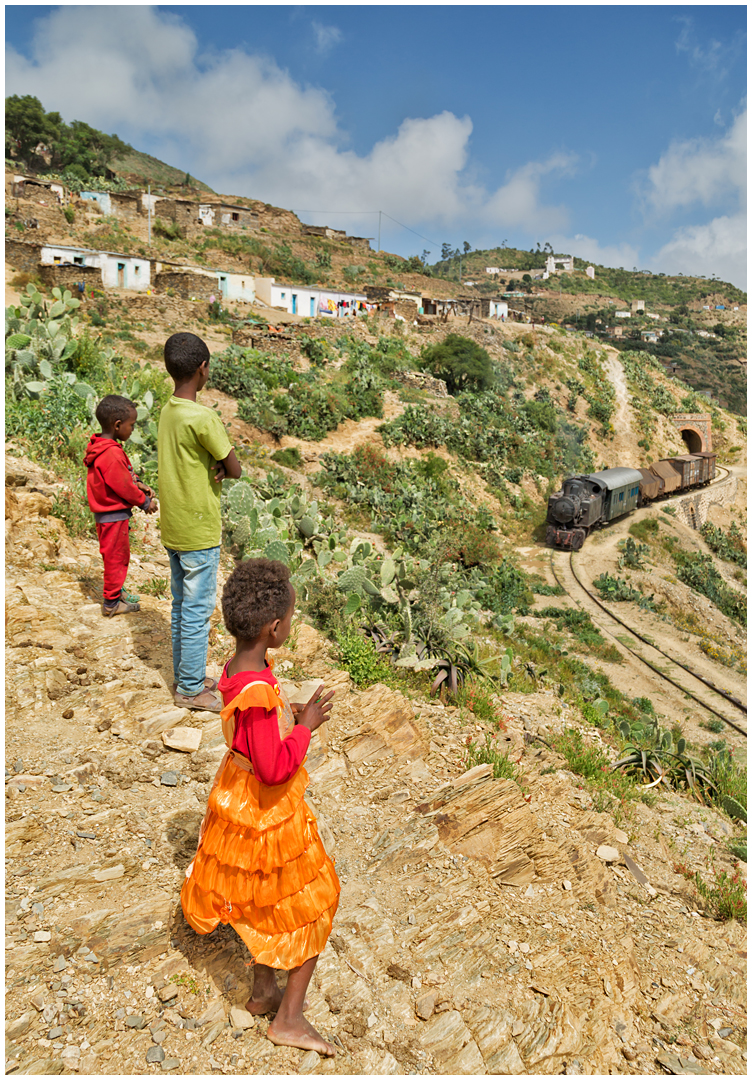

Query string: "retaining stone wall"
[38, 264, 102, 291]
[154, 272, 216, 301]
[394, 370, 448, 397]
[673, 475, 737, 530]
[121, 293, 208, 324]
[6, 240, 43, 274]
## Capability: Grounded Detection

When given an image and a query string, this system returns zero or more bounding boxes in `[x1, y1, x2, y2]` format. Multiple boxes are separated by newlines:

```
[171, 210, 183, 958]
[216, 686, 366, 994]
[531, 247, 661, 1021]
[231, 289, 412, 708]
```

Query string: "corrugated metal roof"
[588, 468, 643, 491]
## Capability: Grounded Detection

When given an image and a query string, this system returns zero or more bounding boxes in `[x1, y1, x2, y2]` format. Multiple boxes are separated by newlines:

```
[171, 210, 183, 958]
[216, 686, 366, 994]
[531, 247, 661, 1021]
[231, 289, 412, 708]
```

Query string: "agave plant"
[613, 716, 717, 802]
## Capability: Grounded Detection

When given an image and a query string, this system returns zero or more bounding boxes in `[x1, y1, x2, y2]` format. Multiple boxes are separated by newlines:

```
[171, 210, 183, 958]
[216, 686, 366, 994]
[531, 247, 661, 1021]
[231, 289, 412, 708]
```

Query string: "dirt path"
[602, 348, 638, 464]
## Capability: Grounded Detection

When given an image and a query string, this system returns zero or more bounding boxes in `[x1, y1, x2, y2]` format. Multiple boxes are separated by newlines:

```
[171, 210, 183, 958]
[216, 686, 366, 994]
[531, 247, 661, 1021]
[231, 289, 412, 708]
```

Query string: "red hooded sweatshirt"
[84, 435, 150, 523]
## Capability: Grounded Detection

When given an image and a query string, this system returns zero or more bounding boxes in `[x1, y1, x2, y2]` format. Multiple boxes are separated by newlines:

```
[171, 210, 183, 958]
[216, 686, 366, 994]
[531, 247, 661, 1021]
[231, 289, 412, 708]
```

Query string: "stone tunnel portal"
[671, 413, 712, 453]
[681, 428, 704, 453]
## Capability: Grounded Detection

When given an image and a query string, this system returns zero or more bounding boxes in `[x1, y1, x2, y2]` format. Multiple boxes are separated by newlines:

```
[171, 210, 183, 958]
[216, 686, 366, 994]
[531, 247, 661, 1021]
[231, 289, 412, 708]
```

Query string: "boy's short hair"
[164, 332, 210, 380]
[222, 559, 291, 641]
[96, 395, 136, 428]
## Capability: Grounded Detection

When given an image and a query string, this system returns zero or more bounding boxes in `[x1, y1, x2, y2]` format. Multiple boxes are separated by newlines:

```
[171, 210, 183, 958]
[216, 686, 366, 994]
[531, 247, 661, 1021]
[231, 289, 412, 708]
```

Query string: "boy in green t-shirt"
[159, 333, 242, 712]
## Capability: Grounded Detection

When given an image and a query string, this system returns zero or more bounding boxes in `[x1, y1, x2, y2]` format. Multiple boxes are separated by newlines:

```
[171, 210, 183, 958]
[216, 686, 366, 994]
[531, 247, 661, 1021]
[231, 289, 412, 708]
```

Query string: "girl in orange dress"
[181, 559, 340, 1056]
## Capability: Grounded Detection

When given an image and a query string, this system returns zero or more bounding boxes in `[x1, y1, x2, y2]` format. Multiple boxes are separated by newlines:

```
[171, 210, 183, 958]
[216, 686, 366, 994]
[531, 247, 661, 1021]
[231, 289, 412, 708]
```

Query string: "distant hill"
[107, 148, 214, 193]
[429, 246, 746, 415]
[430, 246, 747, 307]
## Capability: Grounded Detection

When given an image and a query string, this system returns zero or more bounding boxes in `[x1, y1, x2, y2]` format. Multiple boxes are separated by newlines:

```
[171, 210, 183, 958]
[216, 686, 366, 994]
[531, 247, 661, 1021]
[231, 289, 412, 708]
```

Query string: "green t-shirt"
[157, 397, 233, 551]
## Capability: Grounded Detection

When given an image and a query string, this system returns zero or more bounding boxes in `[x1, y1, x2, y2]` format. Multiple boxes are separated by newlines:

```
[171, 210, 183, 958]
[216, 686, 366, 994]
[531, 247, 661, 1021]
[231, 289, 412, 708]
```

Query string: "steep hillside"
[4, 266, 748, 1075]
[4, 107, 748, 1075]
[106, 149, 214, 193]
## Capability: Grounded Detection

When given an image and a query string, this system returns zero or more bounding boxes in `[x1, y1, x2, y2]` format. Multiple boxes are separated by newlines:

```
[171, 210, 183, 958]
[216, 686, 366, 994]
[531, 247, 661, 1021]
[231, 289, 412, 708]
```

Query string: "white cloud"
[484, 153, 576, 233]
[641, 107, 746, 288]
[651, 213, 746, 290]
[675, 17, 745, 77]
[642, 108, 746, 215]
[312, 22, 342, 54]
[5, 5, 575, 246]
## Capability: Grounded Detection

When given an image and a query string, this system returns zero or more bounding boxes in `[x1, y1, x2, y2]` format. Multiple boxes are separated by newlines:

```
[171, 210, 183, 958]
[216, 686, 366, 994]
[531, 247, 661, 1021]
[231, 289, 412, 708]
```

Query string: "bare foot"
[245, 985, 283, 1016]
[267, 1015, 336, 1056]
[247, 990, 310, 1016]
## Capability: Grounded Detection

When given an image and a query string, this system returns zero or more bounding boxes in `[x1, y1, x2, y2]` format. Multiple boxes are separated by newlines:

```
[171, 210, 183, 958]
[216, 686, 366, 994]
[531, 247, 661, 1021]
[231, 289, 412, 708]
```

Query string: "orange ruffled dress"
[180, 659, 340, 969]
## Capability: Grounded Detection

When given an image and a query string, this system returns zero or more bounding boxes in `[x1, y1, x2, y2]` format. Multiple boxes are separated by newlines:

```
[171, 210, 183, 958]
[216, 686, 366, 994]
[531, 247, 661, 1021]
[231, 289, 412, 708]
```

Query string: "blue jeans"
[166, 546, 220, 698]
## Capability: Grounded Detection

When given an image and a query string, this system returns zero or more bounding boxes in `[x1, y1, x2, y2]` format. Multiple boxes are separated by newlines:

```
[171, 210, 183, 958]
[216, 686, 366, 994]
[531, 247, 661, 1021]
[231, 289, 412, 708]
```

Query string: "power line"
[289, 208, 439, 250]
[290, 209, 379, 215]
[381, 212, 440, 250]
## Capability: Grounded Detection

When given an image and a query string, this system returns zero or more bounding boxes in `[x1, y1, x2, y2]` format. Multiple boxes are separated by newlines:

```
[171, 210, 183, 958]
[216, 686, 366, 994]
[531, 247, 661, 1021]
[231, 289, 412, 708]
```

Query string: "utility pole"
[147, 183, 151, 246]
[377, 211, 381, 253]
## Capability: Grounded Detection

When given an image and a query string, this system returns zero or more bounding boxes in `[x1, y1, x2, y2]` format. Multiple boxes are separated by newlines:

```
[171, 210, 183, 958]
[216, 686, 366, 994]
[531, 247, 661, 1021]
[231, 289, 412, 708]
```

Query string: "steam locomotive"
[545, 452, 717, 550]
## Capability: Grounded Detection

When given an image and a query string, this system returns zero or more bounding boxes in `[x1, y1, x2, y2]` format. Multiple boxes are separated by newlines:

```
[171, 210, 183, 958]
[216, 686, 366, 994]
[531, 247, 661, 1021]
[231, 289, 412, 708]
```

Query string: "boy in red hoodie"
[84, 395, 157, 616]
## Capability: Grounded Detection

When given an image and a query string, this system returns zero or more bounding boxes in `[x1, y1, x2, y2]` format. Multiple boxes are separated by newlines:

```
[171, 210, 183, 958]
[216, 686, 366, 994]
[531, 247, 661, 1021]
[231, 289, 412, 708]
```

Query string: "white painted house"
[216, 271, 256, 303]
[486, 299, 509, 320]
[80, 191, 113, 215]
[40, 244, 151, 290]
[254, 278, 367, 318]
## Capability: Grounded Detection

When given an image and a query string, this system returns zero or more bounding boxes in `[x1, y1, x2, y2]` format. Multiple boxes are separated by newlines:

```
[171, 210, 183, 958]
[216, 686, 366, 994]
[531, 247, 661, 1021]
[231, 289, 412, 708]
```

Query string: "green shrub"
[700, 522, 746, 567]
[675, 857, 746, 923]
[550, 729, 610, 780]
[336, 627, 392, 688]
[464, 734, 520, 782]
[629, 518, 659, 542]
[674, 551, 746, 625]
[270, 447, 303, 470]
[419, 334, 494, 395]
[153, 218, 185, 241]
[6, 380, 91, 463]
[593, 572, 655, 610]
[63, 205, 75, 224]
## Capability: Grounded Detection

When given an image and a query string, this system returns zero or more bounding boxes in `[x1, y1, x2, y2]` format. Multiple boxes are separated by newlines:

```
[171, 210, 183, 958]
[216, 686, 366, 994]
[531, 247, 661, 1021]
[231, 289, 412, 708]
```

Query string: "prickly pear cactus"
[264, 540, 290, 563]
[721, 794, 747, 823]
[337, 565, 369, 594]
[297, 515, 315, 538]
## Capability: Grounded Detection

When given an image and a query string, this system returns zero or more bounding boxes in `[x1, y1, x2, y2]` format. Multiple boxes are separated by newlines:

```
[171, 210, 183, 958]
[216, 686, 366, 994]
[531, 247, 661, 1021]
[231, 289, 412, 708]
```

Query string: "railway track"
[550, 551, 747, 738]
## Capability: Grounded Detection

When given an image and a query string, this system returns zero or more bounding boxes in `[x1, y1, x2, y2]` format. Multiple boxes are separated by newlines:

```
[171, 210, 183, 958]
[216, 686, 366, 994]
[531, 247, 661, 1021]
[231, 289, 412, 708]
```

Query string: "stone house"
[79, 190, 142, 222]
[10, 175, 67, 206]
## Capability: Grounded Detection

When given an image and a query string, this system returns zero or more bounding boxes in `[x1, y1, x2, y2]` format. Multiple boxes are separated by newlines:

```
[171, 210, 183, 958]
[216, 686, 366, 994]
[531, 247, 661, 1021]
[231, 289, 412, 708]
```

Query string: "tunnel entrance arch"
[671, 413, 712, 453]
[681, 428, 703, 453]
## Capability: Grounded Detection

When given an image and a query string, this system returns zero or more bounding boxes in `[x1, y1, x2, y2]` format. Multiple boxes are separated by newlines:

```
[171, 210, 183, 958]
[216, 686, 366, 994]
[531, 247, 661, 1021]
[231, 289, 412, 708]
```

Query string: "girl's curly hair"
[222, 559, 291, 641]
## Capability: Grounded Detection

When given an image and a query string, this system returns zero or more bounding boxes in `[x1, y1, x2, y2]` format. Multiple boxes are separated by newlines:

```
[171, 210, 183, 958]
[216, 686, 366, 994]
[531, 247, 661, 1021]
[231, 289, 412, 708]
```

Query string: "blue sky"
[5, 4, 747, 286]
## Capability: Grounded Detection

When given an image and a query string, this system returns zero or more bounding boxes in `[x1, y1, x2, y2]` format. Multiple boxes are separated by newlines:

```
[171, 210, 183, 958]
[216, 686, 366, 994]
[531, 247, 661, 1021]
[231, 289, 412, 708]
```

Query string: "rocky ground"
[4, 452, 747, 1077]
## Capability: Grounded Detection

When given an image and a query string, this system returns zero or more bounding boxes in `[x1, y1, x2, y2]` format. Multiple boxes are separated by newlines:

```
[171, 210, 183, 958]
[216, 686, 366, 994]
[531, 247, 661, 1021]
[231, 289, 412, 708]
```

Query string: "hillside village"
[4, 127, 748, 1077]
[6, 156, 746, 415]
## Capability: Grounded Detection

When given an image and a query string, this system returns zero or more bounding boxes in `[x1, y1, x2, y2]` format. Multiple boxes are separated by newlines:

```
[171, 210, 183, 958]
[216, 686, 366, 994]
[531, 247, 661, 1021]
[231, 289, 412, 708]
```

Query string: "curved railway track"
[549, 551, 747, 738]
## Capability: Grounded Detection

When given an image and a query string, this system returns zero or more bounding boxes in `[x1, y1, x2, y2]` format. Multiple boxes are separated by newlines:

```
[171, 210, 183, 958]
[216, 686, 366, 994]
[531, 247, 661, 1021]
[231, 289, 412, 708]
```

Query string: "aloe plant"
[613, 716, 717, 801]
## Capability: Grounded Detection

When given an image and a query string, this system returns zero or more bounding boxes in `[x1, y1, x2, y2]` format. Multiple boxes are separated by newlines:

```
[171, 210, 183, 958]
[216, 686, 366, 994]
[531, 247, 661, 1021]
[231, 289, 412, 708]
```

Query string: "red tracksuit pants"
[96, 520, 130, 602]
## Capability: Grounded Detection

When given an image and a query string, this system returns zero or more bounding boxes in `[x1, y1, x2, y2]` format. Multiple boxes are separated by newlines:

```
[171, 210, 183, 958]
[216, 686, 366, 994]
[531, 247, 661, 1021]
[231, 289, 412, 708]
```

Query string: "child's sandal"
[121, 587, 140, 604]
[102, 598, 140, 617]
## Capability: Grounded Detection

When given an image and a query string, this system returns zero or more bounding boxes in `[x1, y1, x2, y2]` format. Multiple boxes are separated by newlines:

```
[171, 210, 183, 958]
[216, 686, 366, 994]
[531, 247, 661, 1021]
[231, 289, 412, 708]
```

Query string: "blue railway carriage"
[546, 467, 642, 550]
